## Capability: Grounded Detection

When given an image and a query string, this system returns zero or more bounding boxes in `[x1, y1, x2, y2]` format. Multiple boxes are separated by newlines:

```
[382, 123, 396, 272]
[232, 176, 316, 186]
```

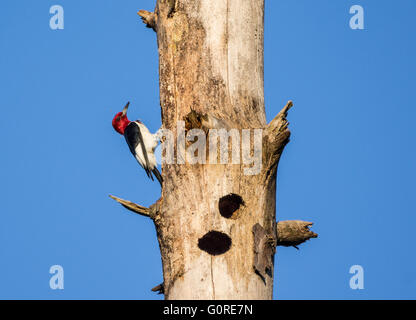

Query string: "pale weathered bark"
[155, 0, 272, 300]
[111, 0, 316, 300]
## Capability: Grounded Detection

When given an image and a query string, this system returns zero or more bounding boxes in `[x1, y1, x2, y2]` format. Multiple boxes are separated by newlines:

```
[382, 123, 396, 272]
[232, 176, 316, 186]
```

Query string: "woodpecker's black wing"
[124, 122, 153, 179]
[152, 168, 163, 186]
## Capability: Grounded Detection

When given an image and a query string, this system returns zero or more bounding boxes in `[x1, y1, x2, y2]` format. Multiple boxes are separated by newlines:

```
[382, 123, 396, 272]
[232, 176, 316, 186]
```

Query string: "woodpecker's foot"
[154, 127, 164, 142]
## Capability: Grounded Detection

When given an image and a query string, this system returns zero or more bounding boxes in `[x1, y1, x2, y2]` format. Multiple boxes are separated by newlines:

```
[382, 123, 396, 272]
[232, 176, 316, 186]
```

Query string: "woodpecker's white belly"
[134, 122, 158, 170]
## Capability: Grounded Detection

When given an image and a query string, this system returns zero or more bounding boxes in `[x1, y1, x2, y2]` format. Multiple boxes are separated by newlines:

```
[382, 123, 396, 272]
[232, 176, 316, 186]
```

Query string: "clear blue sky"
[1, 0, 415, 299]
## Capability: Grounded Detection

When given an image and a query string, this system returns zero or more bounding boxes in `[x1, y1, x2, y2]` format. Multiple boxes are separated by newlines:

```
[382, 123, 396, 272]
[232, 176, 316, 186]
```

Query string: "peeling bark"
[252, 223, 275, 282]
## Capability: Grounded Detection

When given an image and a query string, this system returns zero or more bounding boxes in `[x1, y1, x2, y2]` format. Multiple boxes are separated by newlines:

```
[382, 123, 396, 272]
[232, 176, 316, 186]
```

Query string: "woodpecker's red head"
[112, 102, 131, 135]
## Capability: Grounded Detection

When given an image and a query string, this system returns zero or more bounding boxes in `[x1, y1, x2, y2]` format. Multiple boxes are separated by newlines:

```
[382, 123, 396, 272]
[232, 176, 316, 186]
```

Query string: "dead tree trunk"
[111, 0, 317, 300]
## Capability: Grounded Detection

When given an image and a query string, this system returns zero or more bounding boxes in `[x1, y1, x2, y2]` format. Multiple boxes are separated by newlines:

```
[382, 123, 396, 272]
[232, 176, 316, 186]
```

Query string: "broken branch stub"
[253, 220, 317, 281]
[264, 101, 293, 168]
[276, 220, 318, 249]
[138, 10, 156, 31]
[109, 195, 158, 219]
[151, 283, 164, 295]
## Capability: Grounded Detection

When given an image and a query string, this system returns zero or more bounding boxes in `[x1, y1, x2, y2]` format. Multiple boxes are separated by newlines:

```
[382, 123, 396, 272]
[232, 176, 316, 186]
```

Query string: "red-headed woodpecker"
[112, 102, 163, 186]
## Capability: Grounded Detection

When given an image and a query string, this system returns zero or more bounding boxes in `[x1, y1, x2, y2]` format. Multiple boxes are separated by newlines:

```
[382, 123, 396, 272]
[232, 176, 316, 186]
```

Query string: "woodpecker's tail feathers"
[145, 168, 154, 181]
[152, 168, 163, 186]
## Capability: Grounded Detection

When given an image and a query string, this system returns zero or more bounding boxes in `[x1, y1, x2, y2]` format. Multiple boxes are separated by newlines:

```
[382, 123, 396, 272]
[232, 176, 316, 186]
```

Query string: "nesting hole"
[198, 231, 232, 255]
[218, 193, 244, 219]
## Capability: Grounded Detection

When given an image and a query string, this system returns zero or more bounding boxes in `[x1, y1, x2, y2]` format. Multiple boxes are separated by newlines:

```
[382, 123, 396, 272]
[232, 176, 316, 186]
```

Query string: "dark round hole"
[218, 193, 244, 218]
[198, 231, 232, 255]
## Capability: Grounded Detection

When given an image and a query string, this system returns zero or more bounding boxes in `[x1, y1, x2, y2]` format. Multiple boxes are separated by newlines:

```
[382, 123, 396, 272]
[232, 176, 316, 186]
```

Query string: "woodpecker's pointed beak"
[122, 102, 130, 116]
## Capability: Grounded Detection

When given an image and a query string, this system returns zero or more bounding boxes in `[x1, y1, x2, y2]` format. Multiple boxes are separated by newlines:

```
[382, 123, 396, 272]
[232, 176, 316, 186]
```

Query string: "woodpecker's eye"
[116, 116, 121, 121]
